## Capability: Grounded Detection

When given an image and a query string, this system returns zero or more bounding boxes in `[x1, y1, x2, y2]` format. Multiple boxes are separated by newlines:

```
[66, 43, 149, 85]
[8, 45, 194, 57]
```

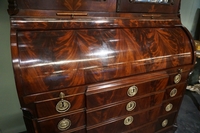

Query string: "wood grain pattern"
[87, 106, 160, 133]
[155, 112, 177, 132]
[37, 111, 85, 133]
[87, 92, 164, 126]
[163, 82, 187, 100]
[16, 0, 116, 11]
[8, 1, 195, 132]
[86, 76, 168, 109]
[17, 28, 192, 95]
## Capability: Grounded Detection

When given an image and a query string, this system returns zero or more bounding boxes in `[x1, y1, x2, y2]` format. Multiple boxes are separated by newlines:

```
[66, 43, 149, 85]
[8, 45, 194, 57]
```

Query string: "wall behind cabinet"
[180, 0, 200, 38]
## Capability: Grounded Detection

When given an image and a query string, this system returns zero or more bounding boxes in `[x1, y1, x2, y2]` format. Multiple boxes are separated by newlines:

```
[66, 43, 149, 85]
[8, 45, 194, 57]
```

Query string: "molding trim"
[7, 0, 19, 16]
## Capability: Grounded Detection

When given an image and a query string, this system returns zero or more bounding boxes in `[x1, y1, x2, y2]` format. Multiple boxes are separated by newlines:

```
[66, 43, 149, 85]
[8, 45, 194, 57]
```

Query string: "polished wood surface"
[8, 0, 195, 132]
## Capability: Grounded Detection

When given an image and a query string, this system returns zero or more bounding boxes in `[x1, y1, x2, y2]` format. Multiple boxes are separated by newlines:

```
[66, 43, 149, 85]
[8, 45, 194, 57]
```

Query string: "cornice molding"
[7, 0, 19, 16]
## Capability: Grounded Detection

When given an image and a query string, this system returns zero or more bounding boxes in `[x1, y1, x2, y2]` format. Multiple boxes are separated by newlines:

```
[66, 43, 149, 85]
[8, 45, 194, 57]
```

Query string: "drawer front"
[87, 77, 168, 109]
[124, 122, 156, 133]
[163, 82, 187, 100]
[155, 112, 177, 132]
[37, 111, 85, 133]
[87, 92, 164, 126]
[159, 97, 182, 116]
[87, 106, 160, 133]
[17, 0, 116, 12]
[36, 94, 85, 118]
[167, 71, 190, 85]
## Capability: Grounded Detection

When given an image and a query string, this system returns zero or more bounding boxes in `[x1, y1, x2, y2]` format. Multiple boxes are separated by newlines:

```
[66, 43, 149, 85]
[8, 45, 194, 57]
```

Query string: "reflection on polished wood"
[8, 0, 195, 133]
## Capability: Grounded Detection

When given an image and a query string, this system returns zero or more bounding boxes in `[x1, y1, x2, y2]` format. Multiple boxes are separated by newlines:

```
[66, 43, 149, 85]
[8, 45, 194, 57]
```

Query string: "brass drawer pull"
[127, 86, 138, 97]
[174, 74, 181, 84]
[174, 69, 183, 84]
[56, 12, 88, 17]
[165, 103, 173, 112]
[58, 118, 71, 131]
[162, 119, 168, 127]
[126, 101, 136, 111]
[170, 88, 177, 97]
[56, 92, 71, 113]
[124, 116, 134, 126]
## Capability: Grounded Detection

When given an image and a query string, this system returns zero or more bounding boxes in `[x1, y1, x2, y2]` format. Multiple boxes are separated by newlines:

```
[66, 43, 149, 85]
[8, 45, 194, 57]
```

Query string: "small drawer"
[86, 77, 168, 109]
[155, 112, 177, 132]
[35, 93, 85, 118]
[167, 71, 190, 85]
[37, 111, 85, 133]
[87, 92, 164, 126]
[163, 82, 186, 100]
[87, 106, 160, 133]
[159, 97, 182, 116]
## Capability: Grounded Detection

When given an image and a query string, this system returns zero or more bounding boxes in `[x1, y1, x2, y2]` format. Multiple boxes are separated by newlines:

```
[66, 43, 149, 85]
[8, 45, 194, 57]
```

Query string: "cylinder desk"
[8, 0, 195, 132]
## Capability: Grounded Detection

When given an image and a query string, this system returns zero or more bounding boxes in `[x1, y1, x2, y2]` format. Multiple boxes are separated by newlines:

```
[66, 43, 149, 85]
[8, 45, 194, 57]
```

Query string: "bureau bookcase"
[8, 0, 195, 132]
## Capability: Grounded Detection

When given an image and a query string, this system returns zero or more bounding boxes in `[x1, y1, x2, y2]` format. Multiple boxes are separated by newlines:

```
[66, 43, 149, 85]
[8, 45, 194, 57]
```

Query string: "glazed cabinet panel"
[8, 0, 195, 133]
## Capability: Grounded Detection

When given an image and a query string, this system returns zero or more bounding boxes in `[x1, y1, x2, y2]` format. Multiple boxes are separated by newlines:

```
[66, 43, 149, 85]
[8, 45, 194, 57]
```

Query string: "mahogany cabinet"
[8, 0, 195, 133]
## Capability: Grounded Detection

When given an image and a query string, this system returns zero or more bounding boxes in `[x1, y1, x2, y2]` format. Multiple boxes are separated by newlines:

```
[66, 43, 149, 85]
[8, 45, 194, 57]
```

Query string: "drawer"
[155, 112, 177, 132]
[87, 92, 164, 126]
[87, 76, 168, 109]
[37, 111, 85, 133]
[159, 97, 182, 116]
[123, 121, 156, 133]
[35, 93, 85, 118]
[163, 82, 187, 100]
[167, 71, 190, 85]
[23, 86, 86, 104]
[87, 106, 160, 133]
[17, 0, 116, 12]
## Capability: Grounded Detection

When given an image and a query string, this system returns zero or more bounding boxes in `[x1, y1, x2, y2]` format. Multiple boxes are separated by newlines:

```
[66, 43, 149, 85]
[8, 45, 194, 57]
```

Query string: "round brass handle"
[126, 101, 136, 111]
[162, 119, 168, 127]
[165, 103, 173, 112]
[124, 116, 134, 126]
[170, 88, 177, 97]
[58, 118, 71, 131]
[127, 86, 138, 97]
[174, 74, 181, 84]
[56, 99, 71, 113]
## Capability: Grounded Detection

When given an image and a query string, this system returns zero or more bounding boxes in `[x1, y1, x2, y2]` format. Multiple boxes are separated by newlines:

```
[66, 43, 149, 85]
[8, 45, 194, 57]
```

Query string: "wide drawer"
[37, 111, 85, 133]
[35, 93, 85, 118]
[86, 74, 168, 109]
[87, 106, 160, 133]
[87, 92, 164, 126]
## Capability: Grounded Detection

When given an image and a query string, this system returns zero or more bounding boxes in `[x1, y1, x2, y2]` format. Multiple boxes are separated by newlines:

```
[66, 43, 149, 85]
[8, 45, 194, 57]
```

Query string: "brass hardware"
[170, 88, 177, 97]
[124, 116, 134, 126]
[174, 74, 181, 84]
[56, 12, 88, 18]
[127, 86, 138, 97]
[142, 14, 161, 19]
[126, 101, 136, 111]
[56, 92, 71, 113]
[165, 103, 173, 112]
[162, 119, 168, 127]
[58, 118, 71, 131]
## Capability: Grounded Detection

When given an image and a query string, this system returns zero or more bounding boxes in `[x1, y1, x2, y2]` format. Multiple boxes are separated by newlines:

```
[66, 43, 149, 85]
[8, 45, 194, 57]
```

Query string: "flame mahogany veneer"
[8, 0, 195, 133]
